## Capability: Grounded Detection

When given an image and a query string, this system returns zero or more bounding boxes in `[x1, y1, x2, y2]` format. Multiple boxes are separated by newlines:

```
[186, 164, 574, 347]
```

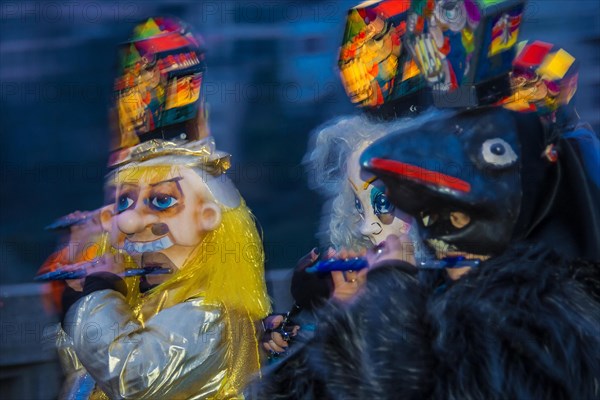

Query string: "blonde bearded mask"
[346, 142, 413, 245]
[99, 139, 270, 321]
[104, 166, 227, 276]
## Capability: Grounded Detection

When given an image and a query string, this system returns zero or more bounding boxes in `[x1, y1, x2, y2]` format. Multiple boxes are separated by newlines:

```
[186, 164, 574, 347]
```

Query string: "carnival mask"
[361, 109, 526, 258]
[347, 143, 413, 245]
[102, 166, 223, 272]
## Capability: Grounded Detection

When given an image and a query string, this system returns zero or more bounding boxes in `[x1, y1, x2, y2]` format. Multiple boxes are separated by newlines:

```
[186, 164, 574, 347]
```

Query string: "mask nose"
[360, 219, 383, 237]
[117, 209, 160, 235]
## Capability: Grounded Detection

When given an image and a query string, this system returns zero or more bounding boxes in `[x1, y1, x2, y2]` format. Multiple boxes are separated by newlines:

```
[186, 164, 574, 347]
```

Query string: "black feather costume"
[255, 243, 600, 399]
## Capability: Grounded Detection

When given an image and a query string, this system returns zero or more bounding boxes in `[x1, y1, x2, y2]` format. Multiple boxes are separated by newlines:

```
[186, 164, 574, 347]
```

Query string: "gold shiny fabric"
[60, 288, 262, 399]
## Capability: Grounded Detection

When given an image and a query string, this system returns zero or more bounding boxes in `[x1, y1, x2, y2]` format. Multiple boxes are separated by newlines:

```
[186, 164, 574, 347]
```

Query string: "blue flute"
[306, 256, 481, 273]
[34, 262, 172, 281]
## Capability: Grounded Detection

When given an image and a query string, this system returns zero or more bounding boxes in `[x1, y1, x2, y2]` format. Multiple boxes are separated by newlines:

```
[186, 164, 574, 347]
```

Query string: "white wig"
[304, 115, 414, 250]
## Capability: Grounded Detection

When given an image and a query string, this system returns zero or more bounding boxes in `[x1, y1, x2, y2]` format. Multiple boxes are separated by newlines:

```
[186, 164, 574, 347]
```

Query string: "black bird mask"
[361, 107, 600, 260]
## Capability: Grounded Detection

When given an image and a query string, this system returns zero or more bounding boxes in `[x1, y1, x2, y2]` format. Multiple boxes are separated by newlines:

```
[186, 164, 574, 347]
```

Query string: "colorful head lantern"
[339, 1, 426, 112]
[339, 0, 526, 115]
[501, 40, 578, 116]
[111, 17, 208, 166]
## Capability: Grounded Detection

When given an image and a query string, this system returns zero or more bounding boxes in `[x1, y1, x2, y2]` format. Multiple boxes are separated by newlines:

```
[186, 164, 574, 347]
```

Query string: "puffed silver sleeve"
[63, 289, 228, 399]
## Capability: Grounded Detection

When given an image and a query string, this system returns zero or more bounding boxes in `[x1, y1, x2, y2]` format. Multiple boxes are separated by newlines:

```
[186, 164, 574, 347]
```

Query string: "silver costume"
[59, 289, 256, 399]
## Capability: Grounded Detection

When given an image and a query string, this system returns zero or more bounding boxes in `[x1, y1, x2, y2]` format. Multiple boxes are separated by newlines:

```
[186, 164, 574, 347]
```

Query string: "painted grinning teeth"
[124, 236, 174, 254]
[124, 241, 137, 254]
[427, 238, 458, 253]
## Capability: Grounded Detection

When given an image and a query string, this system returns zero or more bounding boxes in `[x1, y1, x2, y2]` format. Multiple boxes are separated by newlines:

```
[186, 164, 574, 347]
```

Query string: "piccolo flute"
[305, 256, 481, 273]
[34, 261, 172, 281]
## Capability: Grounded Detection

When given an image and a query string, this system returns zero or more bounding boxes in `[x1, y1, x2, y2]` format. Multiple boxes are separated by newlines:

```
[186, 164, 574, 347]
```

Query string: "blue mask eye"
[371, 189, 395, 215]
[117, 195, 134, 213]
[150, 195, 178, 211]
[354, 195, 364, 215]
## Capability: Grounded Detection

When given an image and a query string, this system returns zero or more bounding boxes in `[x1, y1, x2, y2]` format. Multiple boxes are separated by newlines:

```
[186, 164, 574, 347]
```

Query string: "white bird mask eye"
[481, 138, 518, 168]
